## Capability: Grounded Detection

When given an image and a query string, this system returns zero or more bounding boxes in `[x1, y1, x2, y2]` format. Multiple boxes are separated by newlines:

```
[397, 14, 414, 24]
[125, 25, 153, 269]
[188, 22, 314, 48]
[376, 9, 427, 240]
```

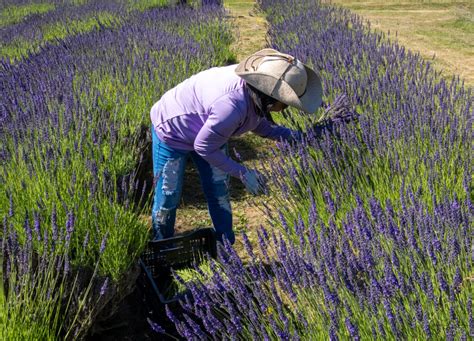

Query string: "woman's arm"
[252, 118, 301, 141]
[194, 97, 248, 178]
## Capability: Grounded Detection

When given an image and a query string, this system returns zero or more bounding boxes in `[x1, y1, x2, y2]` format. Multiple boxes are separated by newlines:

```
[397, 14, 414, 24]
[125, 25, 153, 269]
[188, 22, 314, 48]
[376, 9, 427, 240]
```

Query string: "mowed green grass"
[329, 0, 474, 86]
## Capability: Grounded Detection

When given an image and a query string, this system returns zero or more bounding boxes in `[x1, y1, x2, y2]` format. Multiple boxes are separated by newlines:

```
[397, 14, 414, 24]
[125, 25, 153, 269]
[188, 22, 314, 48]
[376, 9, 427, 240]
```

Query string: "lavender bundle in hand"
[318, 93, 359, 125]
[308, 94, 359, 138]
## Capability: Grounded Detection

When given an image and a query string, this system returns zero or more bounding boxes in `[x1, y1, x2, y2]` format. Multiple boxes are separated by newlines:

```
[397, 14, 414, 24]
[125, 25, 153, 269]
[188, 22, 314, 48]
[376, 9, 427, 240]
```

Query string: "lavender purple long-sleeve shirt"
[150, 64, 295, 178]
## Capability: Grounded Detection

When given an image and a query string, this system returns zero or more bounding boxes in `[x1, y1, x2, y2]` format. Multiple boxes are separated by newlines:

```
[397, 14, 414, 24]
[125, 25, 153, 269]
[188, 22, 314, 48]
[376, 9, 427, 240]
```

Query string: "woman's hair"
[246, 84, 278, 123]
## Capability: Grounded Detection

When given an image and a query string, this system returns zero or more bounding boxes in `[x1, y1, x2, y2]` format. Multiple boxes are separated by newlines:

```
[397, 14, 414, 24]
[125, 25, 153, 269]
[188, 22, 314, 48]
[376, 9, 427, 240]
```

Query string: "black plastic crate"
[139, 228, 217, 305]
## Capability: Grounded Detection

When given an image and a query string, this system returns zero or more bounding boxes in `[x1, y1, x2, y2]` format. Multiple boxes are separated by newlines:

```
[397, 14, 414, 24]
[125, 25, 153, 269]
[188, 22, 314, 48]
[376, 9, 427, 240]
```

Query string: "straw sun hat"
[235, 48, 323, 114]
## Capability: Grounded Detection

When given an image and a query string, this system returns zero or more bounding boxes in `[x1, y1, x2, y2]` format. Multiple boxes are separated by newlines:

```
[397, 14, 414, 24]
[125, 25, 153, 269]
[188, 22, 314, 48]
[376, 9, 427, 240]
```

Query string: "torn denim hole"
[154, 208, 171, 225]
[211, 165, 228, 184]
[162, 158, 181, 195]
[217, 195, 231, 214]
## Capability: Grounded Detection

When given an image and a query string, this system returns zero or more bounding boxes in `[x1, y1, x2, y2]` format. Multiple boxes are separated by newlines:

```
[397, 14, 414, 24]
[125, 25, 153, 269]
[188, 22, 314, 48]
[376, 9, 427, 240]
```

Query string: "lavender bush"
[1, 0, 233, 337]
[1, 210, 111, 339]
[161, 0, 473, 339]
[167, 190, 472, 339]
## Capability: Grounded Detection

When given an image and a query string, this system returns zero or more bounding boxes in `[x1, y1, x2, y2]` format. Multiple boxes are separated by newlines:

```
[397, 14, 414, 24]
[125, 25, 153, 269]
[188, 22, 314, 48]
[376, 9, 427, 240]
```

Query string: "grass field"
[329, 0, 474, 86]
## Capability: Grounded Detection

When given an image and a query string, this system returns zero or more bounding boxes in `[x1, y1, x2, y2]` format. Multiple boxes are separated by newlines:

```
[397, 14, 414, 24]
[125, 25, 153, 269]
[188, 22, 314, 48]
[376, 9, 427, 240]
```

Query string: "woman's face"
[269, 101, 289, 112]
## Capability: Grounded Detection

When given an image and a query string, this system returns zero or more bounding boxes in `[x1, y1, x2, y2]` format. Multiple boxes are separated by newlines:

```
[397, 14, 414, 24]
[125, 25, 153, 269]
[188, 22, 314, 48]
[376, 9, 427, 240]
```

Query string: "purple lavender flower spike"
[166, 304, 180, 326]
[345, 317, 360, 340]
[63, 255, 70, 274]
[147, 318, 166, 334]
[83, 231, 90, 251]
[423, 311, 431, 338]
[437, 271, 449, 294]
[383, 299, 399, 338]
[100, 277, 109, 297]
[446, 323, 455, 341]
[65, 210, 74, 248]
[8, 193, 14, 217]
[99, 232, 108, 254]
[23, 213, 32, 247]
[329, 324, 339, 341]
[183, 314, 206, 339]
[51, 205, 58, 248]
[33, 212, 41, 242]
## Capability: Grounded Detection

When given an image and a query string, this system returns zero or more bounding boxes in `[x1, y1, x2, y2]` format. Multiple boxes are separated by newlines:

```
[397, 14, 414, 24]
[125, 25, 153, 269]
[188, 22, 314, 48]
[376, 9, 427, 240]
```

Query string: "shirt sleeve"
[194, 95, 248, 178]
[252, 118, 300, 141]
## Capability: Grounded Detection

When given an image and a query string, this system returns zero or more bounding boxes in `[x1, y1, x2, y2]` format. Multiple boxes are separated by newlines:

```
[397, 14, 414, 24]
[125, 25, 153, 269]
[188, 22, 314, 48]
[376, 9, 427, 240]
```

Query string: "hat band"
[269, 61, 293, 97]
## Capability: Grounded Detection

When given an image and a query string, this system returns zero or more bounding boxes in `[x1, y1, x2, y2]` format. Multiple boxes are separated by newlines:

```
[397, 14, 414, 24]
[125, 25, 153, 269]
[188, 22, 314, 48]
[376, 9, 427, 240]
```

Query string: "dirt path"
[172, 0, 271, 259]
[223, 0, 268, 61]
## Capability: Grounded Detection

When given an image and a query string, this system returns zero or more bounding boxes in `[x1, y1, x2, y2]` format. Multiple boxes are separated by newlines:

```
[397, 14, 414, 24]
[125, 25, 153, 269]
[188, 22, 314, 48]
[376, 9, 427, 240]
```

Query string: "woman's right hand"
[241, 169, 267, 195]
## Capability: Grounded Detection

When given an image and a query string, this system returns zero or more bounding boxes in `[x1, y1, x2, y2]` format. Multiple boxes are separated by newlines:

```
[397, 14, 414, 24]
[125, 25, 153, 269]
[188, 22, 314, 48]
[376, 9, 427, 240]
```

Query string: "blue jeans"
[151, 127, 235, 244]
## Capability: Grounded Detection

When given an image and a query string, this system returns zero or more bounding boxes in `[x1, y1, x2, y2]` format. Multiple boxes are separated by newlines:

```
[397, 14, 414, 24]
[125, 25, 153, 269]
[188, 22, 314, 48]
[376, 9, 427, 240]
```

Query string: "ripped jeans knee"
[152, 159, 184, 240]
[161, 158, 181, 195]
[151, 129, 187, 241]
[211, 165, 229, 185]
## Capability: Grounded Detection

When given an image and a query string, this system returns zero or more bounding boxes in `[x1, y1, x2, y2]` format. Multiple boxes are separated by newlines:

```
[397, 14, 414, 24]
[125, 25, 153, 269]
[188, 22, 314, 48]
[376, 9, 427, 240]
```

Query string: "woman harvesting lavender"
[149, 48, 323, 244]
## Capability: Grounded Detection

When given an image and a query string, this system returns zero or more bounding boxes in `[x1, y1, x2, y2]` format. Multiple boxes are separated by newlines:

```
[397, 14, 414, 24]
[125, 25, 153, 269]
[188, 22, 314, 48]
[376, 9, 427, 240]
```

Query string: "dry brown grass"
[329, 0, 474, 86]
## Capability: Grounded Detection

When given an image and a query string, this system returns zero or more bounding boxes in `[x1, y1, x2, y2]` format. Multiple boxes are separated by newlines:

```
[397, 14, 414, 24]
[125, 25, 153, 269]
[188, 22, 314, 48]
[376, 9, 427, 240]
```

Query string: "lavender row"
[258, 0, 472, 227]
[1, 1, 124, 44]
[1, 1, 232, 337]
[1, 1, 232, 286]
[164, 191, 473, 339]
[159, 0, 473, 339]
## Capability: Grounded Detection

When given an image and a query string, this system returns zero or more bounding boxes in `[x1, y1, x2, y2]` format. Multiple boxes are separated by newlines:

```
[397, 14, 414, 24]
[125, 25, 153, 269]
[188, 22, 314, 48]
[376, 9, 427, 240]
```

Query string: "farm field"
[178, 0, 474, 260]
[329, 0, 474, 86]
[1, 0, 472, 340]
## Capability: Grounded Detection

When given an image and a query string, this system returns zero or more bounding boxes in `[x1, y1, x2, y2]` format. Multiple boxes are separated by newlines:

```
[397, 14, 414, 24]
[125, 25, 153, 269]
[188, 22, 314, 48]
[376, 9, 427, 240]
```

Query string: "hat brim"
[235, 51, 323, 114]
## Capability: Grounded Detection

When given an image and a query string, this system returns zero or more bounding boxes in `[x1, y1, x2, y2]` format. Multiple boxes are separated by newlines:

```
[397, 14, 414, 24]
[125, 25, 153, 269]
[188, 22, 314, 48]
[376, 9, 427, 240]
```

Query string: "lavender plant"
[1, 210, 112, 339]
[158, 0, 472, 339]
[167, 191, 472, 339]
[1, 1, 234, 337]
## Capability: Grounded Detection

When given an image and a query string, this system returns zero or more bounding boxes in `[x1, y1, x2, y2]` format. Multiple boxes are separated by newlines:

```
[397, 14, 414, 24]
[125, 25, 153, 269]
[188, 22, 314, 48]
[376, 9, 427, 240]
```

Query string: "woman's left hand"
[241, 169, 268, 195]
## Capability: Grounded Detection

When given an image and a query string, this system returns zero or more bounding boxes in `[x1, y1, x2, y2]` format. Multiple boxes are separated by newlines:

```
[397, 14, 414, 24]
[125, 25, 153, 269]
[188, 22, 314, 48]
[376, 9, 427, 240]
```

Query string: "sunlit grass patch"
[442, 16, 474, 33]
[0, 3, 55, 27]
[329, 0, 474, 85]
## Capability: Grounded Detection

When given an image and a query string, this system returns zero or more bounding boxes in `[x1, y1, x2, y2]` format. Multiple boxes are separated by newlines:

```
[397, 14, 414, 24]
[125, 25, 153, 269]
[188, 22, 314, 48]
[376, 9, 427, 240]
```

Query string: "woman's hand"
[241, 169, 268, 195]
